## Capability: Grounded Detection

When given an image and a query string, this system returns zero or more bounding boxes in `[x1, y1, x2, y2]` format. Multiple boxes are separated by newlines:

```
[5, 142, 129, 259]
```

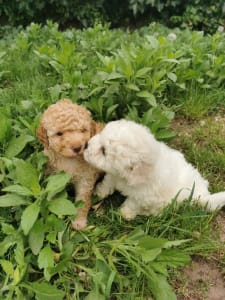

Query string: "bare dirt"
[175, 211, 225, 300]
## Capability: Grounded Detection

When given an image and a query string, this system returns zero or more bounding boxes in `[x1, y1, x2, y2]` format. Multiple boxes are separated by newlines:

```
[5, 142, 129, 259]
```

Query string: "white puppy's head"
[84, 120, 159, 185]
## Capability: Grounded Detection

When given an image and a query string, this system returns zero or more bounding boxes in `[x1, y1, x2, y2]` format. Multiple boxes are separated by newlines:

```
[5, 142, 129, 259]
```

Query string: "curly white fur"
[84, 119, 225, 219]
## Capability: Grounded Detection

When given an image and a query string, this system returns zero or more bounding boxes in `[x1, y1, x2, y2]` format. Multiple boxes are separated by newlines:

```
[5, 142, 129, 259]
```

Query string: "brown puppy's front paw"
[71, 217, 87, 231]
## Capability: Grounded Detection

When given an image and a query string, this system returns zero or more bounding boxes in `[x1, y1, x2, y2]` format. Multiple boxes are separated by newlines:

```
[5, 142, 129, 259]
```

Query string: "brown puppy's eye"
[81, 128, 87, 133]
[101, 146, 106, 155]
[56, 132, 63, 136]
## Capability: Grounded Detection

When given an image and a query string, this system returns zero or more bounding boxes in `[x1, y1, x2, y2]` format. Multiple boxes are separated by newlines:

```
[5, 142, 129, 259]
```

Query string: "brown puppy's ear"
[91, 121, 104, 137]
[36, 122, 49, 148]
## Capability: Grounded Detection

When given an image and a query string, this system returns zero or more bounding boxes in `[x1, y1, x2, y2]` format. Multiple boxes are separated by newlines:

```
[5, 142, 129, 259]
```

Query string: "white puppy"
[84, 120, 225, 219]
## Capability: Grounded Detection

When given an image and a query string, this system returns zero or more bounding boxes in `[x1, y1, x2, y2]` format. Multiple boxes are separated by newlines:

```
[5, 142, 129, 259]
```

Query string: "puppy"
[84, 119, 225, 219]
[37, 99, 103, 229]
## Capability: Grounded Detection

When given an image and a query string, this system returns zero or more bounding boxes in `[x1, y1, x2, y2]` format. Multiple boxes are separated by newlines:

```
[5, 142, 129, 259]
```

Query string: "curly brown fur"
[37, 99, 104, 230]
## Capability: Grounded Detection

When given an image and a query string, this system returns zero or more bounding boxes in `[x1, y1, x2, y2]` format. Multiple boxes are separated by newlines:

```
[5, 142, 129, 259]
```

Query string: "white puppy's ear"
[125, 160, 151, 186]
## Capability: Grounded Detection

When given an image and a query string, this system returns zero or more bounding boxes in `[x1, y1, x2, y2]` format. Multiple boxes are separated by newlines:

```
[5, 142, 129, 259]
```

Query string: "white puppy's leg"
[120, 197, 139, 220]
[95, 174, 115, 199]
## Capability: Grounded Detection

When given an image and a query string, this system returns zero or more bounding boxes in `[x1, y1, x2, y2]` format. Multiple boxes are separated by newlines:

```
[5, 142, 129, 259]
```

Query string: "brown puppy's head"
[37, 99, 100, 157]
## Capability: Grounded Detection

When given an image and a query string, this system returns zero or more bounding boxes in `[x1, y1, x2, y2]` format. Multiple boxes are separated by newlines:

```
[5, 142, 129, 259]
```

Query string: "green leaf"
[23, 282, 65, 300]
[0, 235, 17, 256]
[1, 223, 16, 235]
[135, 67, 152, 78]
[14, 159, 40, 196]
[21, 202, 40, 235]
[106, 72, 124, 81]
[49, 60, 63, 73]
[0, 193, 29, 207]
[38, 244, 54, 270]
[140, 248, 162, 262]
[149, 271, 177, 300]
[5, 135, 34, 158]
[156, 129, 176, 140]
[45, 173, 71, 200]
[137, 90, 154, 99]
[48, 198, 77, 216]
[144, 94, 157, 107]
[164, 239, 191, 249]
[158, 249, 191, 267]
[2, 184, 33, 196]
[0, 112, 11, 143]
[0, 259, 14, 275]
[167, 72, 177, 82]
[125, 83, 140, 91]
[138, 237, 168, 249]
[29, 219, 45, 255]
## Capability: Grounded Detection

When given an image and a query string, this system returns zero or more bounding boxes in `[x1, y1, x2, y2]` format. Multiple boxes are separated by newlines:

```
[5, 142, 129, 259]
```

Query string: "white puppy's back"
[84, 119, 225, 218]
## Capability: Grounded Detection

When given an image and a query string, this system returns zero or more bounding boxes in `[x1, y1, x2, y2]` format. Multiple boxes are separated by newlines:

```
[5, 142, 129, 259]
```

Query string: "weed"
[0, 22, 225, 299]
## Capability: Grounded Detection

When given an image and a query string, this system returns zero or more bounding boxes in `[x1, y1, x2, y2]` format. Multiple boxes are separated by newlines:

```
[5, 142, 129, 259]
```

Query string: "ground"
[171, 115, 225, 299]
[175, 211, 225, 300]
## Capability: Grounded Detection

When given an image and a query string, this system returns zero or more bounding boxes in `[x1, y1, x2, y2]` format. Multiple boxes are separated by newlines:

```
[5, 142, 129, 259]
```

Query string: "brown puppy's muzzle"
[72, 145, 82, 154]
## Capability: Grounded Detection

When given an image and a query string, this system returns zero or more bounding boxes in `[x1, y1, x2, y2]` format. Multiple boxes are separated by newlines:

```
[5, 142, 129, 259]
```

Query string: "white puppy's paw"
[71, 217, 87, 231]
[120, 206, 137, 220]
[95, 183, 109, 199]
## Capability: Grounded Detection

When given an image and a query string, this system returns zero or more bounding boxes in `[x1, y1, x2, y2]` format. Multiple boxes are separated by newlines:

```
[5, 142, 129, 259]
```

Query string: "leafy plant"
[0, 22, 225, 299]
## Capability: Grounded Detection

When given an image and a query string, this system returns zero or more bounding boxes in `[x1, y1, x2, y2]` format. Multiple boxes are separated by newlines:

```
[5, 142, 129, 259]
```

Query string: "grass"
[0, 22, 225, 299]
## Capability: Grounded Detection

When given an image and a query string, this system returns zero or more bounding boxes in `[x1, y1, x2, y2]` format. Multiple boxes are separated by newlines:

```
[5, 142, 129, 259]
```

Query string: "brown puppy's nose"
[73, 146, 82, 153]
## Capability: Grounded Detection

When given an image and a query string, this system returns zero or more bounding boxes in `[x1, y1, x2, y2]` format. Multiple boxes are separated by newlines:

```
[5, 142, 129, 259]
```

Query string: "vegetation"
[0, 1, 225, 33]
[0, 22, 225, 299]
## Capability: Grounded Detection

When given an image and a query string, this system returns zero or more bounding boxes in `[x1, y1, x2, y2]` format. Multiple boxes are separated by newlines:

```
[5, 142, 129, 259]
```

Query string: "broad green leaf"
[21, 202, 40, 235]
[125, 83, 140, 91]
[156, 129, 176, 140]
[167, 72, 177, 82]
[0, 235, 17, 256]
[163, 58, 180, 64]
[106, 72, 124, 81]
[144, 94, 157, 107]
[0, 259, 14, 275]
[2, 184, 33, 196]
[164, 239, 191, 249]
[0, 193, 29, 207]
[158, 249, 191, 267]
[135, 67, 152, 78]
[1, 223, 16, 235]
[45, 173, 71, 200]
[48, 198, 77, 216]
[0, 113, 11, 143]
[88, 86, 104, 97]
[29, 219, 45, 255]
[49, 60, 63, 73]
[149, 271, 177, 300]
[14, 159, 40, 196]
[23, 282, 65, 300]
[140, 248, 162, 262]
[38, 244, 54, 269]
[137, 90, 154, 99]
[5, 135, 34, 158]
[13, 266, 21, 285]
[138, 237, 168, 249]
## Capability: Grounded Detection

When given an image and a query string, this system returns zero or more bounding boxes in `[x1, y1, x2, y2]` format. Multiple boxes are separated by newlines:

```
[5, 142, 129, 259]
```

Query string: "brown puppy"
[37, 99, 104, 230]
